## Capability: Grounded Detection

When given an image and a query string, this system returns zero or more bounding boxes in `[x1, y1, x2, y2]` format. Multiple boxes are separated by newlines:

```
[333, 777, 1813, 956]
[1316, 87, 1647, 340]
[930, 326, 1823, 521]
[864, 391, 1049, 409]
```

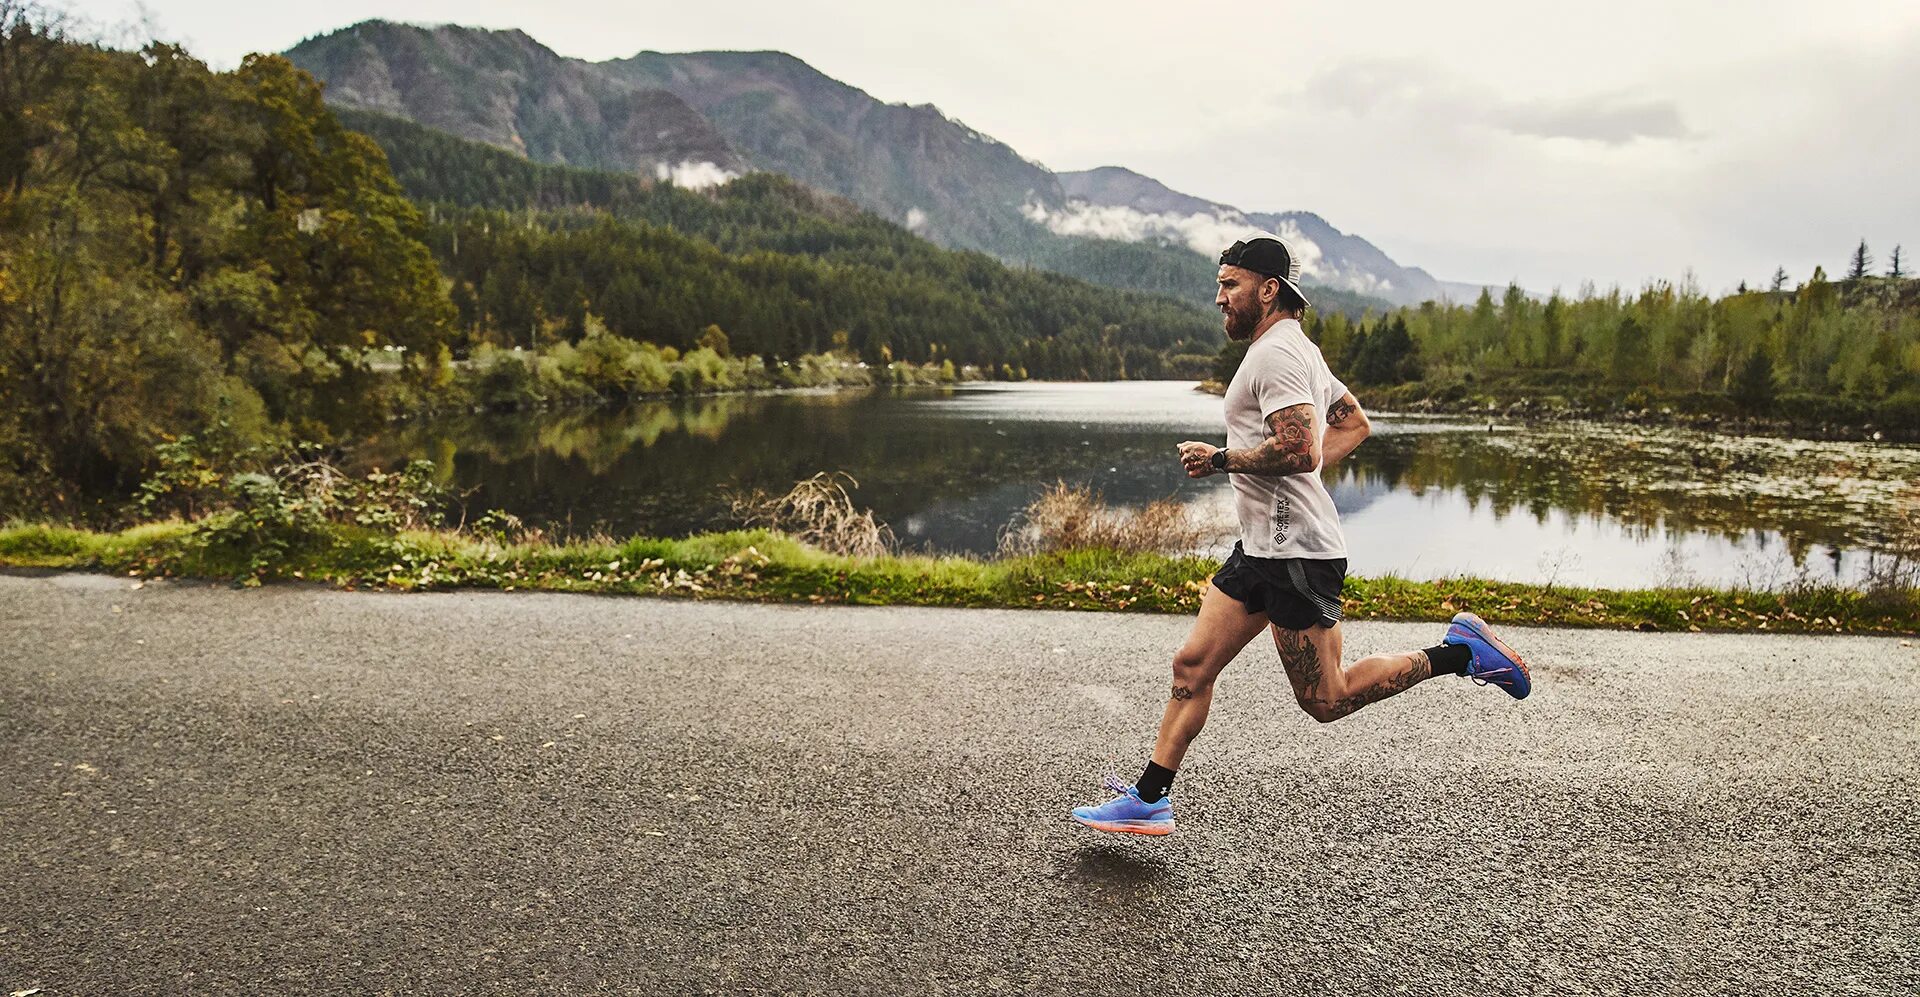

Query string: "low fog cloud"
[1020, 197, 1253, 261]
[654, 160, 739, 190]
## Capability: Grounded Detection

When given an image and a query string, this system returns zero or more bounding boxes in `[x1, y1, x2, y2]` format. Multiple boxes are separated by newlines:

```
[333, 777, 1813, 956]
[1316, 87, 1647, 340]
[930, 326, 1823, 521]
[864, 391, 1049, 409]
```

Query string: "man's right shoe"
[1070, 777, 1174, 836]
[1445, 611, 1532, 699]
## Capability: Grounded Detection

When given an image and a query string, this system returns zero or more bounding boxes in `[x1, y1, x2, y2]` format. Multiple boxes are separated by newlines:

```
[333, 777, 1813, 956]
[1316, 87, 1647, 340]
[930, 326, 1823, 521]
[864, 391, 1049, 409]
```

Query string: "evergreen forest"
[1289, 271, 1920, 431]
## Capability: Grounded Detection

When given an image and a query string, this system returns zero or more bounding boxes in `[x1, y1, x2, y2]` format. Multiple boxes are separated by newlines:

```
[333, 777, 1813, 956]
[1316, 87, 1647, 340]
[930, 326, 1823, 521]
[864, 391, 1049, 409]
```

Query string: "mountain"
[284, 22, 740, 182]
[286, 21, 1478, 310]
[602, 50, 1061, 254]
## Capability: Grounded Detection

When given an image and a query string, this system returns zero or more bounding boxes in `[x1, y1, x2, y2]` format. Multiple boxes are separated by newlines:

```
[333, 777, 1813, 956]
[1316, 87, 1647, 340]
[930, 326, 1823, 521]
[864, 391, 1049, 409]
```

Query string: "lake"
[350, 381, 1920, 590]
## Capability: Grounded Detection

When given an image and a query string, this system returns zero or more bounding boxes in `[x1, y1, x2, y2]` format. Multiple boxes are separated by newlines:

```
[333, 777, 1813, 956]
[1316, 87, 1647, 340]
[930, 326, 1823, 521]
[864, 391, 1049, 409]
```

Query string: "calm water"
[351, 381, 1920, 589]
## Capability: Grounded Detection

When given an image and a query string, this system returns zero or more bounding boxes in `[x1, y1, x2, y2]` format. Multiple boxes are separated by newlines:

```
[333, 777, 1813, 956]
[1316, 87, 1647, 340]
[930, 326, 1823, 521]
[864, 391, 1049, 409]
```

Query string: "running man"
[1071, 234, 1531, 836]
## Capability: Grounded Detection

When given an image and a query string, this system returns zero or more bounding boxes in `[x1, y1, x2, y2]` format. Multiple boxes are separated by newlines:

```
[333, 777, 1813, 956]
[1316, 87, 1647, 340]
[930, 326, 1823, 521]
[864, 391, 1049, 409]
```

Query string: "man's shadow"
[1059, 841, 1173, 906]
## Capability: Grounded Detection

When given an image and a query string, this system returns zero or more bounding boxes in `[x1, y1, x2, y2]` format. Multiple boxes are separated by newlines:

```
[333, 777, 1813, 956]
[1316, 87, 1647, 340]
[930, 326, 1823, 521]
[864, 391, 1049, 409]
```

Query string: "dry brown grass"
[999, 482, 1217, 557]
[729, 472, 893, 558]
[1862, 484, 1920, 597]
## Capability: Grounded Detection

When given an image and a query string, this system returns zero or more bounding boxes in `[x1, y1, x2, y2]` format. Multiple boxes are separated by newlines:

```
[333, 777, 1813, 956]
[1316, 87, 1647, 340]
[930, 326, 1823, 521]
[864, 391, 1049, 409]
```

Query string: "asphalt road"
[3, 572, 1917, 996]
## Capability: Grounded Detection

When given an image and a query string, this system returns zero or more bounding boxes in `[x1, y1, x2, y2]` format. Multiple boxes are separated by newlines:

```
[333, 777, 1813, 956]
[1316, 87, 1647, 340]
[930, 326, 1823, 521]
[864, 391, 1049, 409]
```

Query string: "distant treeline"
[1214, 273, 1920, 431]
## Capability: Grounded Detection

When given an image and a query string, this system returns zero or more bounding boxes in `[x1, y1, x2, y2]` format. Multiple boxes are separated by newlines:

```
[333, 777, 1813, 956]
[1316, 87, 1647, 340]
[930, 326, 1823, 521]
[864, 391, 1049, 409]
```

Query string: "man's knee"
[1170, 646, 1213, 694]
[1295, 691, 1351, 724]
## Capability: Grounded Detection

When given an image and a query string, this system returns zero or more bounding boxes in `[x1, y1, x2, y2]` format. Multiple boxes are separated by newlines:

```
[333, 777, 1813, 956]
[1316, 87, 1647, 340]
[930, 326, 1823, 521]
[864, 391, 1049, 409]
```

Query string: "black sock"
[1425, 642, 1471, 676]
[1137, 760, 1177, 803]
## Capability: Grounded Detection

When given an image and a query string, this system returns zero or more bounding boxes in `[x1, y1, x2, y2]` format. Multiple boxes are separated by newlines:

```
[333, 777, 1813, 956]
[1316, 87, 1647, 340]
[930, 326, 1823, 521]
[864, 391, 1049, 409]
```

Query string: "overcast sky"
[68, 0, 1920, 293]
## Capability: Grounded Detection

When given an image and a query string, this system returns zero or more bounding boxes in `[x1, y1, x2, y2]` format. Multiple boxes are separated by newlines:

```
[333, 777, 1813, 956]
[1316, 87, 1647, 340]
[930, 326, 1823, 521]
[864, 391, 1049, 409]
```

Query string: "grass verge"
[3, 521, 1915, 636]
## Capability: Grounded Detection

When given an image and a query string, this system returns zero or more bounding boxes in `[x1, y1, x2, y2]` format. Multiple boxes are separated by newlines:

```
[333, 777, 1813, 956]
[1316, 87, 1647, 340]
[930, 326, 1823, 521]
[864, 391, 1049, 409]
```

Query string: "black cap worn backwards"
[1219, 236, 1311, 308]
[1219, 238, 1291, 279]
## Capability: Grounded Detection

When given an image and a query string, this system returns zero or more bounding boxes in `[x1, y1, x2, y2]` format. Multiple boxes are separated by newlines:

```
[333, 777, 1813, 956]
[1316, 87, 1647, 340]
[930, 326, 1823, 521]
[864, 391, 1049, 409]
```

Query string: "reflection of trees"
[347, 388, 1168, 539]
[1336, 425, 1918, 554]
[350, 398, 1917, 557]
[356, 394, 776, 476]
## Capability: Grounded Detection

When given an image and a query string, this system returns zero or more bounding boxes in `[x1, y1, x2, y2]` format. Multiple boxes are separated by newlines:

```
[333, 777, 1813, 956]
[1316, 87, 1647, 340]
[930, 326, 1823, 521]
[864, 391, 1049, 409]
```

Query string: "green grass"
[3, 521, 1915, 635]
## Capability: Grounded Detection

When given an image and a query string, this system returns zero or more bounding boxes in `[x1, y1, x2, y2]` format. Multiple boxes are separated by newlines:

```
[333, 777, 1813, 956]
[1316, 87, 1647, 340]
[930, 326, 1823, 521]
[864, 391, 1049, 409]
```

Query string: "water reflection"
[350, 382, 1920, 589]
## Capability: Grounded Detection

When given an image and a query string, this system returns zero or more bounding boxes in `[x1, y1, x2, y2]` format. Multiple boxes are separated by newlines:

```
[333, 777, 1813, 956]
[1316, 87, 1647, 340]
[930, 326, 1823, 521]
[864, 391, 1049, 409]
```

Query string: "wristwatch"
[1210, 448, 1229, 472]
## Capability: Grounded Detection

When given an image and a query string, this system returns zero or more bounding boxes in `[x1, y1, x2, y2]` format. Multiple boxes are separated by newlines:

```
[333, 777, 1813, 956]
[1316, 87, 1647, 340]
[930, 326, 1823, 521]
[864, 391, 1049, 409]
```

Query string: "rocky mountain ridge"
[286, 20, 1488, 307]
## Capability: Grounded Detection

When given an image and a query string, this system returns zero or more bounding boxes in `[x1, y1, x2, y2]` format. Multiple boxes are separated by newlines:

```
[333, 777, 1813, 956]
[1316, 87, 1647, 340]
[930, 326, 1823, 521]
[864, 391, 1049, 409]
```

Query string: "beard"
[1222, 297, 1263, 341]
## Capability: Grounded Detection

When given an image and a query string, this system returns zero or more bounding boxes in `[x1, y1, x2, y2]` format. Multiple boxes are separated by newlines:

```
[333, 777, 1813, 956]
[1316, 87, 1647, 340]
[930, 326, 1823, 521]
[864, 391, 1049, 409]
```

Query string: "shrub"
[466, 345, 540, 409]
[193, 470, 331, 584]
[629, 343, 673, 394]
[131, 439, 452, 583]
[572, 326, 643, 396]
[670, 346, 736, 394]
[135, 418, 272, 521]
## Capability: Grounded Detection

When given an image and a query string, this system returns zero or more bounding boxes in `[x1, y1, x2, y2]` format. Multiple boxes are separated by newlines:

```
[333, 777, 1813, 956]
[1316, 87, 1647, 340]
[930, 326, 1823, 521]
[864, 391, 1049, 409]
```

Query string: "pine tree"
[1847, 240, 1873, 281]
[1770, 267, 1789, 293]
[1611, 317, 1649, 385]
[1889, 245, 1907, 280]
[1730, 349, 1776, 412]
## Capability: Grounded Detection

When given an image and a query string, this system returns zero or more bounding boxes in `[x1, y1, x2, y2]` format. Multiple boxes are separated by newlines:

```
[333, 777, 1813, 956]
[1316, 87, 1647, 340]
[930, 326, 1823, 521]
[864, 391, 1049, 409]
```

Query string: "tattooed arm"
[1178, 403, 1322, 477]
[1230, 402, 1322, 476]
[1321, 391, 1371, 467]
[1231, 403, 1321, 475]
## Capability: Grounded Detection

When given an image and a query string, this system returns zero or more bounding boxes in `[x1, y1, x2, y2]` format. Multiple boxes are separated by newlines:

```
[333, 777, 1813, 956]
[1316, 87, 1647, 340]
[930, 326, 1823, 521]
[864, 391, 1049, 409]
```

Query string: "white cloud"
[653, 160, 739, 190]
[904, 207, 928, 231]
[1021, 198, 1275, 265]
[1269, 221, 1324, 278]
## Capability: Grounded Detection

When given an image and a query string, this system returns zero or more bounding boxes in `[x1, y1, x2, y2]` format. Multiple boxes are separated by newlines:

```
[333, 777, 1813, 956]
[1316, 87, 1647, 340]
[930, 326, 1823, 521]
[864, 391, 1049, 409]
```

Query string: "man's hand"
[1178, 441, 1221, 478]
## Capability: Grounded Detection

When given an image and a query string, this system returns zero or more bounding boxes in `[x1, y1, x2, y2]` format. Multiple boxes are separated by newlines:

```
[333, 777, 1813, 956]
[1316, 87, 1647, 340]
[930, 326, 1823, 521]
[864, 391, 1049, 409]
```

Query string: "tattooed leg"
[1274, 623, 1437, 723]
[1150, 583, 1272, 771]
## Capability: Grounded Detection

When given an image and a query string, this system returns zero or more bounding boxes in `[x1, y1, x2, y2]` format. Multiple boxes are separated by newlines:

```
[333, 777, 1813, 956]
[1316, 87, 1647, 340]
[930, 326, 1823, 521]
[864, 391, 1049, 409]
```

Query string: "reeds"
[728, 472, 893, 559]
[999, 481, 1216, 557]
[1861, 485, 1920, 598]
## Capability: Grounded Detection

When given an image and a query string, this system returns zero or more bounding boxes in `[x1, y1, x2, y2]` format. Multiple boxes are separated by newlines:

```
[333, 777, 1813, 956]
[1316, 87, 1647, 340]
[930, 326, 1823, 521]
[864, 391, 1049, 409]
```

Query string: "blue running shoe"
[1071, 775, 1174, 836]
[1444, 611, 1532, 699]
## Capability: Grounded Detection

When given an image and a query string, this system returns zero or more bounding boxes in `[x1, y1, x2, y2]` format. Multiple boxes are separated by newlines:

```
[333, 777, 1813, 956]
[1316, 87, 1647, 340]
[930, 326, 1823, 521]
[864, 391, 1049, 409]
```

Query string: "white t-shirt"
[1223, 319, 1348, 559]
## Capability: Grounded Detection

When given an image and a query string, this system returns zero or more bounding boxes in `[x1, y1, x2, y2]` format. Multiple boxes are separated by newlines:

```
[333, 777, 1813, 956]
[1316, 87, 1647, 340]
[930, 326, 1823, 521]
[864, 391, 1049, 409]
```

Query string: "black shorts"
[1210, 542, 1346, 631]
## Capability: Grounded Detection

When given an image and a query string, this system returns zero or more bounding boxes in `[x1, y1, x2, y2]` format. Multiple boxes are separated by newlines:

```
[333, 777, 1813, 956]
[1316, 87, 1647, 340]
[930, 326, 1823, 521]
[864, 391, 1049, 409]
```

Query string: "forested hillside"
[338, 108, 1220, 370]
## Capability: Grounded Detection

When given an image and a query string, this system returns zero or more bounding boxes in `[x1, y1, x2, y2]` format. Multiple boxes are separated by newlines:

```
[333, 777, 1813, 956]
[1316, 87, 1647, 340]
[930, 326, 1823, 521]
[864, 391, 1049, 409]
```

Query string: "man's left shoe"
[1070, 776, 1174, 836]
[1444, 611, 1532, 699]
